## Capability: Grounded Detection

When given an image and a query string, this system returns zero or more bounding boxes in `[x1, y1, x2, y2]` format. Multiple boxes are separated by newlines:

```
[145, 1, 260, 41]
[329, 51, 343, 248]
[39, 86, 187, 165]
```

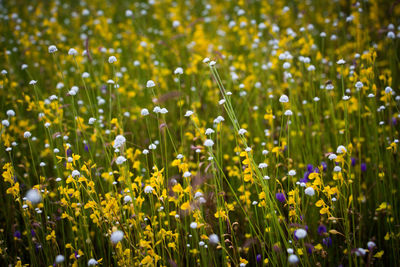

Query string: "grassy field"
[0, 0, 399, 266]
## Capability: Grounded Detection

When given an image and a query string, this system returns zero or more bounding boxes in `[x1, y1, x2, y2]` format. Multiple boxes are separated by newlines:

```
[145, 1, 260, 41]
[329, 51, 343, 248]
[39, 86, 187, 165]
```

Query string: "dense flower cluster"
[0, 0, 399, 266]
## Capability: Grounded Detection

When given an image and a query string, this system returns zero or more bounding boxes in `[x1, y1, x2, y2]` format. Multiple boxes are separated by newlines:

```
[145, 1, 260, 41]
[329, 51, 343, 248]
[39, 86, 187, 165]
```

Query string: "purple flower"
[318, 225, 327, 235]
[31, 229, 36, 237]
[351, 157, 356, 166]
[67, 148, 73, 157]
[256, 254, 262, 263]
[305, 243, 314, 254]
[361, 163, 366, 172]
[84, 144, 90, 152]
[14, 230, 21, 239]
[276, 192, 286, 203]
[323, 237, 332, 247]
[307, 164, 314, 172]
[321, 161, 327, 171]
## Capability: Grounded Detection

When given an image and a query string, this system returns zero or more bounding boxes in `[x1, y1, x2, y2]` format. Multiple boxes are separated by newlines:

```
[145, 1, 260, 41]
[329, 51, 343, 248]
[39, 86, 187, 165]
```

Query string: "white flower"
[283, 62, 291, 69]
[29, 80, 37, 85]
[88, 118, 96, 124]
[39, 162, 46, 167]
[55, 255, 65, 263]
[21, 64, 28, 70]
[108, 56, 117, 64]
[209, 61, 216, 66]
[48, 45, 58, 53]
[24, 131, 31, 138]
[1, 70, 7, 75]
[203, 57, 210, 63]
[355, 81, 363, 89]
[334, 166, 342, 172]
[88, 258, 98, 266]
[160, 108, 168, 114]
[342, 95, 350, 101]
[238, 128, 247, 135]
[326, 84, 334, 90]
[82, 72, 90, 78]
[205, 128, 215, 135]
[385, 86, 393, 94]
[336, 145, 347, 154]
[116, 156, 127, 165]
[199, 241, 205, 246]
[113, 135, 126, 149]
[295, 228, 307, 239]
[144, 185, 154, 194]
[183, 171, 191, 178]
[258, 163, 268, 169]
[219, 99, 226, 105]
[337, 59, 346, 65]
[149, 143, 156, 150]
[262, 150, 269, 155]
[190, 222, 197, 229]
[69, 86, 79, 95]
[287, 248, 294, 254]
[288, 170, 296, 176]
[125, 9, 133, 16]
[204, 139, 214, 147]
[123, 195, 132, 203]
[288, 254, 299, 264]
[304, 187, 315, 196]
[6, 110, 15, 117]
[213, 116, 225, 124]
[279, 94, 289, 103]
[184, 110, 194, 117]
[284, 110, 293, 116]
[68, 48, 77, 56]
[2, 120, 9, 127]
[208, 234, 219, 244]
[387, 31, 395, 39]
[107, 79, 115, 84]
[367, 241, 376, 249]
[328, 153, 337, 160]
[355, 248, 367, 256]
[110, 230, 124, 244]
[141, 108, 149, 116]
[142, 149, 149, 154]
[26, 189, 42, 204]
[146, 80, 156, 88]
[72, 170, 80, 177]
[307, 65, 315, 71]
[174, 67, 184, 75]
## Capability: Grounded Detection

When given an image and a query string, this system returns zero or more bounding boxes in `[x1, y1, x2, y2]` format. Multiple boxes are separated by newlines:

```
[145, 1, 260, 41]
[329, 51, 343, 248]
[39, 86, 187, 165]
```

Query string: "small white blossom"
[146, 80, 156, 88]
[24, 131, 31, 138]
[336, 145, 347, 154]
[279, 94, 289, 103]
[116, 156, 127, 165]
[204, 139, 214, 147]
[108, 56, 117, 64]
[26, 189, 42, 204]
[113, 135, 126, 149]
[304, 187, 315, 196]
[174, 67, 183, 75]
[144, 185, 154, 194]
[295, 228, 307, 239]
[208, 234, 219, 244]
[190, 222, 197, 229]
[48, 45, 58, 53]
[184, 110, 194, 117]
[110, 230, 124, 244]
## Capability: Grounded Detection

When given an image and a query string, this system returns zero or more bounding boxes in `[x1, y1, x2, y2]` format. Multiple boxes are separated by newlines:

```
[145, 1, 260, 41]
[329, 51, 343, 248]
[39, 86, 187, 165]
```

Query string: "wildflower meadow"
[1, 0, 400, 266]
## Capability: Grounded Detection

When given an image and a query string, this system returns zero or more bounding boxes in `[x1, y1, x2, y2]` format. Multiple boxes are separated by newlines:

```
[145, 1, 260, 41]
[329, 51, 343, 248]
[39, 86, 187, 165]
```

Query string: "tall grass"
[0, 0, 399, 266]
